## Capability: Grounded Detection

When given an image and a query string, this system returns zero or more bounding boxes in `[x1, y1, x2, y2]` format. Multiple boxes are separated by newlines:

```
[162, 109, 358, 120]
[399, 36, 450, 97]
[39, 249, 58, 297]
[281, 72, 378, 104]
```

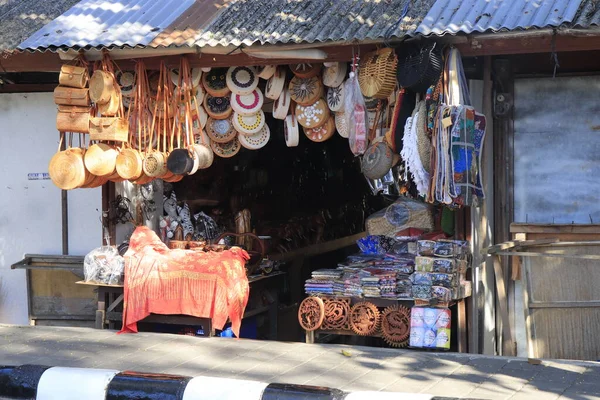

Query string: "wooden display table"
[77, 271, 285, 338]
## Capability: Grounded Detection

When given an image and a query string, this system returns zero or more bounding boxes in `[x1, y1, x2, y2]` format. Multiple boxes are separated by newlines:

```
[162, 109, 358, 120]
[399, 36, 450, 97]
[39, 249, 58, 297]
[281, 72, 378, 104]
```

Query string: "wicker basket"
[366, 197, 434, 237]
[358, 48, 398, 99]
[396, 42, 443, 93]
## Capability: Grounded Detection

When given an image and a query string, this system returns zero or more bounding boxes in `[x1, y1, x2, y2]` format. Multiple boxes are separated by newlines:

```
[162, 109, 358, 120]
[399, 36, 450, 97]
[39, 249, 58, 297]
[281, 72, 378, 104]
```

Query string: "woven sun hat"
[285, 113, 300, 147]
[211, 136, 241, 158]
[202, 68, 230, 97]
[231, 88, 264, 116]
[204, 94, 233, 120]
[361, 141, 394, 180]
[305, 116, 335, 142]
[358, 47, 398, 99]
[335, 111, 349, 138]
[272, 88, 291, 120]
[265, 67, 286, 100]
[290, 63, 322, 78]
[232, 110, 265, 135]
[295, 99, 330, 129]
[323, 62, 347, 88]
[238, 124, 270, 150]
[327, 82, 345, 112]
[257, 65, 277, 80]
[226, 66, 259, 95]
[289, 76, 322, 106]
[207, 116, 237, 144]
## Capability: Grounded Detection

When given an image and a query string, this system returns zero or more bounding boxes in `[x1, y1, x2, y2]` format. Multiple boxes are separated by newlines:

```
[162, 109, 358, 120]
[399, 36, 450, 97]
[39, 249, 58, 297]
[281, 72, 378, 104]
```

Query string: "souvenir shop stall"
[44, 41, 485, 348]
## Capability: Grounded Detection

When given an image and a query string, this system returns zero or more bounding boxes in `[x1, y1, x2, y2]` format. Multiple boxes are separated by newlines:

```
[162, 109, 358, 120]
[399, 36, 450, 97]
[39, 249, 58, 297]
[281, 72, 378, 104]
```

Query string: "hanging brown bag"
[97, 89, 121, 116]
[48, 134, 87, 190]
[143, 63, 170, 178]
[54, 86, 90, 106]
[89, 116, 128, 142]
[56, 105, 90, 133]
[59, 65, 89, 89]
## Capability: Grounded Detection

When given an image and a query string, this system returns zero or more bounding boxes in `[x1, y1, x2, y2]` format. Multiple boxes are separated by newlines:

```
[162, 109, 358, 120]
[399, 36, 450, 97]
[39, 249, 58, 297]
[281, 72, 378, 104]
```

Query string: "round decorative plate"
[335, 111, 349, 138]
[238, 124, 270, 150]
[211, 137, 241, 158]
[381, 304, 411, 347]
[232, 110, 265, 135]
[272, 88, 290, 120]
[322, 298, 350, 331]
[203, 94, 233, 120]
[231, 89, 264, 116]
[298, 296, 325, 331]
[226, 66, 259, 95]
[207, 117, 236, 143]
[304, 116, 335, 142]
[323, 62, 347, 88]
[257, 65, 276, 80]
[295, 99, 330, 129]
[171, 68, 202, 87]
[116, 71, 135, 96]
[289, 76, 322, 106]
[284, 113, 299, 147]
[202, 68, 230, 97]
[290, 63, 322, 78]
[349, 302, 380, 336]
[265, 67, 286, 100]
[327, 83, 345, 112]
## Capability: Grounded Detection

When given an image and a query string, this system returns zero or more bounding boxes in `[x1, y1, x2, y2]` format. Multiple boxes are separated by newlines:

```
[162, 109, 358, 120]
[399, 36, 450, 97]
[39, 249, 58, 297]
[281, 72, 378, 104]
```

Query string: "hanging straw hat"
[202, 68, 230, 97]
[323, 62, 347, 88]
[207, 117, 237, 143]
[232, 111, 265, 135]
[211, 137, 241, 158]
[231, 89, 264, 116]
[327, 83, 345, 112]
[305, 116, 335, 142]
[226, 66, 259, 95]
[295, 99, 330, 129]
[289, 76, 322, 106]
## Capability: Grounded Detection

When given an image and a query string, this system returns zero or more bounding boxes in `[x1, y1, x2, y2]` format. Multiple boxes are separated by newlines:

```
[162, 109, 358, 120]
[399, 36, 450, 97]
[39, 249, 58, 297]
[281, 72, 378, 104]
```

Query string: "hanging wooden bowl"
[49, 147, 87, 190]
[116, 148, 143, 180]
[84, 143, 118, 177]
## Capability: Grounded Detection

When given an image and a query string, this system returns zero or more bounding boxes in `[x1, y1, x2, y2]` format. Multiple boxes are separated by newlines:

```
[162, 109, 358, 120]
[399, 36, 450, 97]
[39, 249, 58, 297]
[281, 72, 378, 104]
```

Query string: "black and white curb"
[0, 365, 465, 399]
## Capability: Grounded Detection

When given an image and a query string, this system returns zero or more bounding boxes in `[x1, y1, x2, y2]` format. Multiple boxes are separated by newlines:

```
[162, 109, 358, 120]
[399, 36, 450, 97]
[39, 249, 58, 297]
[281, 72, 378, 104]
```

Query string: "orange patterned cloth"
[119, 226, 250, 337]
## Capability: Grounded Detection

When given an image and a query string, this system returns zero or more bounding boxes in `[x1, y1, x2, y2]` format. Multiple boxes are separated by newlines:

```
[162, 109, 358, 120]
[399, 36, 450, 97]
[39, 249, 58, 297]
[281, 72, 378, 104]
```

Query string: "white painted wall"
[0, 93, 101, 325]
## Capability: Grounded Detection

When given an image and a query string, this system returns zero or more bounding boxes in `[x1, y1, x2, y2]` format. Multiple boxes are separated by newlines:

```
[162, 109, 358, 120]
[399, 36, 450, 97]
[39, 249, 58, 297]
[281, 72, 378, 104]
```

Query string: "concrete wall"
[0, 93, 101, 325]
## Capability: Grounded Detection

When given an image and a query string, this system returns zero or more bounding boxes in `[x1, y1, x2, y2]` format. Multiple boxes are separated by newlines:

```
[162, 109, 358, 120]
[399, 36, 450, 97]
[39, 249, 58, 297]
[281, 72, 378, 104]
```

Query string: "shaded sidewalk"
[0, 325, 599, 399]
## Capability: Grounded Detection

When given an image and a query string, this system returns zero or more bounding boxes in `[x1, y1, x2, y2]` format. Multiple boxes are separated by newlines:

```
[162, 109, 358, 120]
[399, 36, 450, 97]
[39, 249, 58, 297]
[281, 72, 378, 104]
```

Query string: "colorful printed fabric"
[119, 226, 250, 337]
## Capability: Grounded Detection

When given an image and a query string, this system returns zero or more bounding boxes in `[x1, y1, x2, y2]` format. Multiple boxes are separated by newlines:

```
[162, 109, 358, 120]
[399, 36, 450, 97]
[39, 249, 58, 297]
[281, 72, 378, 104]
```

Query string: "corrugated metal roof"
[0, 0, 80, 51]
[416, 0, 584, 36]
[187, 0, 436, 47]
[17, 0, 197, 52]
[572, 0, 600, 28]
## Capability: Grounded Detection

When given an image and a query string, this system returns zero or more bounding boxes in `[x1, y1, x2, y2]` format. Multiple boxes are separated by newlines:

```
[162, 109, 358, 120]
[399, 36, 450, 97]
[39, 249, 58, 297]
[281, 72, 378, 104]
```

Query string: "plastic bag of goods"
[344, 72, 368, 156]
[84, 246, 125, 285]
[366, 197, 433, 237]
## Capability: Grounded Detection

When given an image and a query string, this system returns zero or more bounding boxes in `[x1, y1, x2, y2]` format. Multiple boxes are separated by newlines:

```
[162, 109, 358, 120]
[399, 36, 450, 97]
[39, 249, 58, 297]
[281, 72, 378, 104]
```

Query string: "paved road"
[0, 325, 599, 399]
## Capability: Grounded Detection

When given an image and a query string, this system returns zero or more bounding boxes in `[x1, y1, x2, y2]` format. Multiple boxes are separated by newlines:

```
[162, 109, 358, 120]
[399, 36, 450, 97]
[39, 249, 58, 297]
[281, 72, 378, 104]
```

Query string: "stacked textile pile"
[411, 239, 471, 302]
[304, 269, 342, 296]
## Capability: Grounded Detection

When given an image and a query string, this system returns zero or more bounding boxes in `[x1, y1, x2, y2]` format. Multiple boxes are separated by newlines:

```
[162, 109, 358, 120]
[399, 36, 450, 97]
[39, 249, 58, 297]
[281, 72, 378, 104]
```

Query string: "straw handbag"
[56, 105, 90, 133]
[97, 89, 121, 116]
[144, 63, 171, 178]
[59, 65, 89, 89]
[49, 135, 87, 190]
[90, 82, 128, 142]
[84, 142, 118, 177]
[54, 87, 90, 106]
[358, 48, 397, 99]
[396, 42, 443, 93]
[90, 70, 115, 104]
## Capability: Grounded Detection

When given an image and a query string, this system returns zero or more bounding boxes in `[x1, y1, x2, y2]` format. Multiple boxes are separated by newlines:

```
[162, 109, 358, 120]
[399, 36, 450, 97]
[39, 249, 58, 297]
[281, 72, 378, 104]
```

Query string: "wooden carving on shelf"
[322, 297, 350, 331]
[349, 302, 380, 336]
[298, 296, 325, 331]
[381, 304, 411, 347]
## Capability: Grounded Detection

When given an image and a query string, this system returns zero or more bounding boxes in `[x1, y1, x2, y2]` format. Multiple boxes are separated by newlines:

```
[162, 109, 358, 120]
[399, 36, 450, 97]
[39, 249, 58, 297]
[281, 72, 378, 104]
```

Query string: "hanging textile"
[119, 226, 250, 337]
[428, 48, 486, 207]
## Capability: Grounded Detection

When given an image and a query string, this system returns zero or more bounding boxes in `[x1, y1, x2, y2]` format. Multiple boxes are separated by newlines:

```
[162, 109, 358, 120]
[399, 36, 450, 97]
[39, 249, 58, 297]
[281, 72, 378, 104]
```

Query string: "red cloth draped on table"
[119, 226, 250, 337]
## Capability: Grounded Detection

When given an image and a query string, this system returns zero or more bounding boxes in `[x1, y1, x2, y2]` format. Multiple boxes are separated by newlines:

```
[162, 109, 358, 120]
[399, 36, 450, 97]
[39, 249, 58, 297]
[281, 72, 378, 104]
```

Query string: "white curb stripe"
[344, 392, 435, 400]
[36, 367, 119, 400]
[182, 376, 269, 400]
